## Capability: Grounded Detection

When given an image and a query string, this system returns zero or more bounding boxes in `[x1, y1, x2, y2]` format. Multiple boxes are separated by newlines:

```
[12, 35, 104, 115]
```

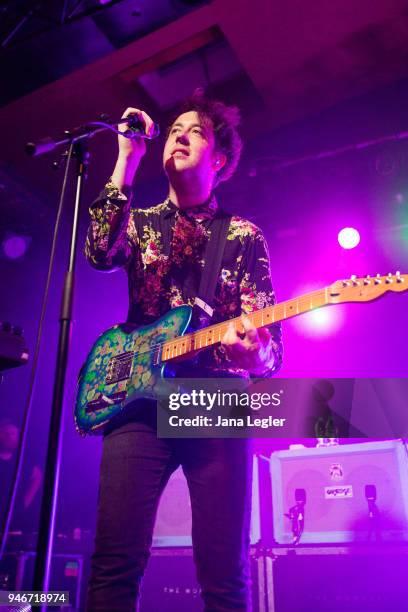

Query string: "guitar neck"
[161, 287, 328, 362]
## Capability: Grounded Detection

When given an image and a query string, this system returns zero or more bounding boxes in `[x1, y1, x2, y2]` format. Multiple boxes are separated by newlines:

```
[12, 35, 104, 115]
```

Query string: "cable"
[0, 142, 75, 561]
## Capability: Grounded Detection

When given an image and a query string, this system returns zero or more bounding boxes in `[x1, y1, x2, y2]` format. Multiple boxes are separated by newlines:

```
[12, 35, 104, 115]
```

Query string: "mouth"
[171, 149, 189, 156]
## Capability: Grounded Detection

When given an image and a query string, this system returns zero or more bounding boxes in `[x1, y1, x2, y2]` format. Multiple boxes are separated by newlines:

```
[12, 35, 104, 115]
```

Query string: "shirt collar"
[163, 194, 218, 221]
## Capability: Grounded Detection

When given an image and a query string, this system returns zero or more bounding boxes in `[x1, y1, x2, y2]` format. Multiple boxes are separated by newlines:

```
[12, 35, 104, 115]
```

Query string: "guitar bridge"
[86, 390, 127, 413]
[105, 351, 133, 384]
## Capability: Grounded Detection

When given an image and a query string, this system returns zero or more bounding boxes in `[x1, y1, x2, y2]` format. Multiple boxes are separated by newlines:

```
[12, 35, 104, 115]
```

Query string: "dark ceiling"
[1, 0, 208, 106]
[2, 0, 408, 230]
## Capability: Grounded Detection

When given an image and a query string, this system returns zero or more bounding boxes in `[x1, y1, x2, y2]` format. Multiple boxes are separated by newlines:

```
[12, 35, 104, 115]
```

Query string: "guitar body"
[74, 305, 192, 435]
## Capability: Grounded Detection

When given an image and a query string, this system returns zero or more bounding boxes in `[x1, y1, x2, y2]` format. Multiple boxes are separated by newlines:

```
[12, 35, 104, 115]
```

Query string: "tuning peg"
[396, 271, 403, 283]
[350, 274, 359, 286]
[342, 280, 350, 287]
[385, 273, 393, 284]
[363, 275, 371, 285]
[374, 273, 382, 285]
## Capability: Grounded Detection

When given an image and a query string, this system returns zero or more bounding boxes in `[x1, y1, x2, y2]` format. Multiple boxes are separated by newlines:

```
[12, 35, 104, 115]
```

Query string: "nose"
[176, 131, 189, 145]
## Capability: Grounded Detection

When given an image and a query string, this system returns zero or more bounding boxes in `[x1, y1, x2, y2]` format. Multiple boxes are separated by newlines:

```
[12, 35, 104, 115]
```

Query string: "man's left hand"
[221, 316, 275, 376]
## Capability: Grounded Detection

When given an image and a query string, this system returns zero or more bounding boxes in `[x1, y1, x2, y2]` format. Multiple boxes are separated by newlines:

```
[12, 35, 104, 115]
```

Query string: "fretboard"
[161, 287, 328, 362]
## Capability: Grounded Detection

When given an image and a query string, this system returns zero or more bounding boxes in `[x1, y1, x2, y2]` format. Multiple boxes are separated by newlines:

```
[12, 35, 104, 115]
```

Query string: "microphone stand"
[26, 114, 157, 605]
[32, 137, 89, 604]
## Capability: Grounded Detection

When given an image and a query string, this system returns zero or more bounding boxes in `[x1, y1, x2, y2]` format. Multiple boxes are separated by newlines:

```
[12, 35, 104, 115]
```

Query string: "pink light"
[338, 227, 360, 249]
[2, 235, 29, 259]
[293, 304, 344, 338]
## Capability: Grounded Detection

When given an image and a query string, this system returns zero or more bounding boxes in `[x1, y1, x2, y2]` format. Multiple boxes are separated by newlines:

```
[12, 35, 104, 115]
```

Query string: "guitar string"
[112, 287, 329, 360]
[130, 273, 404, 359]
[104, 274, 406, 364]
[106, 277, 401, 362]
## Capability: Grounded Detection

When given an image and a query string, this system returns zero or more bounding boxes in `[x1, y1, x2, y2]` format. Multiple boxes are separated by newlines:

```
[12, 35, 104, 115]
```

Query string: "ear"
[212, 153, 227, 173]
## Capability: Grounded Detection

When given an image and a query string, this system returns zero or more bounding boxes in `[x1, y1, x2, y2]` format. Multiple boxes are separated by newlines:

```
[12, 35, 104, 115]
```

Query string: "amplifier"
[270, 440, 408, 544]
[153, 454, 261, 546]
[140, 547, 266, 612]
[264, 545, 408, 612]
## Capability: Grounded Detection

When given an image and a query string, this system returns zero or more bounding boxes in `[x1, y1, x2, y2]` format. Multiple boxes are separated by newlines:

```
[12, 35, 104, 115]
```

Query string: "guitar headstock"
[328, 272, 408, 303]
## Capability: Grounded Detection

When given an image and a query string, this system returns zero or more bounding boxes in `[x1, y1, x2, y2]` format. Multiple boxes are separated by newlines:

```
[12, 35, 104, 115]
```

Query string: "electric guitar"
[74, 272, 407, 435]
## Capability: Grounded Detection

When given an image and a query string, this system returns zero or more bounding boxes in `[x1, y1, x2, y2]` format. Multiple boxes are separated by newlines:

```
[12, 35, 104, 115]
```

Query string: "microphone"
[365, 484, 379, 519]
[123, 114, 160, 140]
[285, 488, 306, 545]
[25, 113, 160, 157]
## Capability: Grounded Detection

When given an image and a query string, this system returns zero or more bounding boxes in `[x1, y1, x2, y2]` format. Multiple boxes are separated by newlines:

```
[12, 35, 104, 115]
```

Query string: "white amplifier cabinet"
[270, 440, 408, 544]
[153, 455, 261, 546]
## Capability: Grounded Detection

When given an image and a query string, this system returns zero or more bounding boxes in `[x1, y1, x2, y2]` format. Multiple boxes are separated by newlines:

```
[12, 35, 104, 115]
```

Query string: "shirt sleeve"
[239, 229, 283, 377]
[84, 179, 136, 271]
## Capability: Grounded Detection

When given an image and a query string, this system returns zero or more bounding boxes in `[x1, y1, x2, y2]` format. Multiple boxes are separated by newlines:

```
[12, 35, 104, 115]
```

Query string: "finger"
[241, 315, 258, 343]
[222, 322, 238, 346]
[140, 111, 155, 138]
[119, 108, 152, 137]
[119, 107, 141, 125]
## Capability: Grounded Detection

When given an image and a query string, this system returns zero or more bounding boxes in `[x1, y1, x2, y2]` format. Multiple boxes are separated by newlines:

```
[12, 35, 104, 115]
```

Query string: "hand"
[221, 315, 275, 376]
[117, 107, 156, 161]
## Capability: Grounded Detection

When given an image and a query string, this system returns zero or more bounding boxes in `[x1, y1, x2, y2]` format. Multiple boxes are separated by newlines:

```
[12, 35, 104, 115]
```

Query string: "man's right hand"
[117, 107, 156, 161]
[112, 107, 155, 192]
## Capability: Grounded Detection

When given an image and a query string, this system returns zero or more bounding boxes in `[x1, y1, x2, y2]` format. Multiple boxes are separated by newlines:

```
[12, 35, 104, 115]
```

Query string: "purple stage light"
[338, 227, 360, 249]
[2, 235, 30, 259]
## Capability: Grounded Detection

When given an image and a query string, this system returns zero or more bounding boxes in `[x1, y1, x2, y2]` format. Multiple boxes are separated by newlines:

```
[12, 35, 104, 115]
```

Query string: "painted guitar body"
[75, 305, 192, 435]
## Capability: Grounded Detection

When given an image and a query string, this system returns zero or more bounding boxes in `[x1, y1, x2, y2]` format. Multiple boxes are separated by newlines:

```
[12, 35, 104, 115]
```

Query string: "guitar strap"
[191, 210, 232, 330]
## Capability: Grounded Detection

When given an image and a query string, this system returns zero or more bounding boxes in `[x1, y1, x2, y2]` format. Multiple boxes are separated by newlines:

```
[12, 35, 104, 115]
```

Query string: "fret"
[161, 288, 332, 363]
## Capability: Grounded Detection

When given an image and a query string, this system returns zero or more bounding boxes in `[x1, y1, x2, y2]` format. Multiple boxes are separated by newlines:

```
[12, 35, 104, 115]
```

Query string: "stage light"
[2, 235, 30, 260]
[338, 227, 360, 249]
[293, 304, 344, 338]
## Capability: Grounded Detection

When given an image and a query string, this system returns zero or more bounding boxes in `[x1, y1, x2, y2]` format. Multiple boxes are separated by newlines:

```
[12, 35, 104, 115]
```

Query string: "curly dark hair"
[167, 88, 243, 186]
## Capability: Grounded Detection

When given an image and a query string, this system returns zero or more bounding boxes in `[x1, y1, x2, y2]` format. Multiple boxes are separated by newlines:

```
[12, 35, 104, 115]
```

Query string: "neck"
[168, 182, 212, 209]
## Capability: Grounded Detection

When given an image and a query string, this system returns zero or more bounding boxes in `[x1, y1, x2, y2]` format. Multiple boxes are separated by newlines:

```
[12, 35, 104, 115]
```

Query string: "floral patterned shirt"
[85, 181, 283, 377]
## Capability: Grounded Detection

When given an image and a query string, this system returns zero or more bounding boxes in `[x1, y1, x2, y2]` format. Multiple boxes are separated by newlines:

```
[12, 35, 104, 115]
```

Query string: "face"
[163, 111, 222, 187]
[0, 423, 19, 452]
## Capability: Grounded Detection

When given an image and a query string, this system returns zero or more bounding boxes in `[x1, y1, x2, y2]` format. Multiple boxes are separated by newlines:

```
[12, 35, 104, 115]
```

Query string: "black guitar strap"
[191, 210, 232, 330]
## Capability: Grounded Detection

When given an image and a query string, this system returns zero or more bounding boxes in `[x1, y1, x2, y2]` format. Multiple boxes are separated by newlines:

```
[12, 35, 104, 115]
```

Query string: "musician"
[85, 90, 283, 611]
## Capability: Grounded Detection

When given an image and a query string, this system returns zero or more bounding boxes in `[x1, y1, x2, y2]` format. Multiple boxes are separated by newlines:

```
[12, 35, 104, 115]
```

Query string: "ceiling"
[2, 0, 408, 222]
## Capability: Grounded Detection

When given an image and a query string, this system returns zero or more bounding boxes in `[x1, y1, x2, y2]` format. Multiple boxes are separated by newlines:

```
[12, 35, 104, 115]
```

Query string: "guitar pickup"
[86, 390, 127, 413]
[105, 351, 133, 384]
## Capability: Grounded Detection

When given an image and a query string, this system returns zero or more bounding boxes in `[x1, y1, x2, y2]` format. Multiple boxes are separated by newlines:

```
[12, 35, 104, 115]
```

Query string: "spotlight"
[2, 235, 30, 260]
[294, 304, 344, 338]
[338, 227, 360, 250]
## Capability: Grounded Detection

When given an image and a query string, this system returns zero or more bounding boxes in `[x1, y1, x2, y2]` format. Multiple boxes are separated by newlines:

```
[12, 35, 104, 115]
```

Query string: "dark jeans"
[86, 406, 253, 611]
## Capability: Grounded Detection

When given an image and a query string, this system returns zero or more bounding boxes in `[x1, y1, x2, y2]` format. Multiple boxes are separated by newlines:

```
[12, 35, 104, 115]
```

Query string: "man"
[85, 90, 283, 611]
